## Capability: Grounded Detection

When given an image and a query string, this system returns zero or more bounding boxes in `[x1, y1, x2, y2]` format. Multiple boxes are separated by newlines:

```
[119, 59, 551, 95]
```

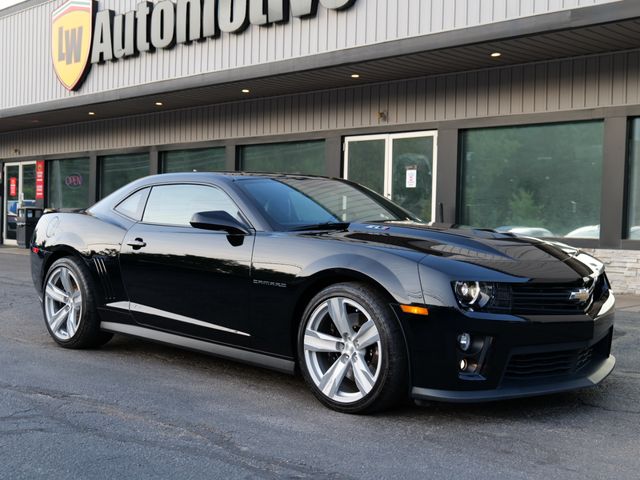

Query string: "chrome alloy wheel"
[44, 266, 83, 341]
[303, 297, 382, 403]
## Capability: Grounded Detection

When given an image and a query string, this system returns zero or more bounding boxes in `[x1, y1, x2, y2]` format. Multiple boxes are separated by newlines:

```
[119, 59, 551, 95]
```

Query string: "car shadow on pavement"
[96, 331, 637, 424]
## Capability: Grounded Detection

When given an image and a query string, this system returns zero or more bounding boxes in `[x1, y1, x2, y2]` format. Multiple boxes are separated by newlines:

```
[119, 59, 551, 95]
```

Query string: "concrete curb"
[0, 247, 29, 256]
[614, 295, 640, 312]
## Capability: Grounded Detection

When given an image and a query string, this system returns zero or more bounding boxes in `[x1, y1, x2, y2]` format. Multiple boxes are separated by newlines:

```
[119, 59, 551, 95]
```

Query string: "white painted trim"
[2, 160, 37, 245]
[105, 301, 251, 337]
[343, 131, 438, 222]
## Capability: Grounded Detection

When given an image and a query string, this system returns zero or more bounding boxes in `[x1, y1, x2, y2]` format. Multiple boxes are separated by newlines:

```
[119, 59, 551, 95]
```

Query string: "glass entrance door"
[3, 162, 36, 245]
[344, 131, 437, 222]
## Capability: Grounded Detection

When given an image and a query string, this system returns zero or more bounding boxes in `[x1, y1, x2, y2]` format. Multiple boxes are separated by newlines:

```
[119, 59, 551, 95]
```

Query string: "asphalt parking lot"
[0, 248, 639, 480]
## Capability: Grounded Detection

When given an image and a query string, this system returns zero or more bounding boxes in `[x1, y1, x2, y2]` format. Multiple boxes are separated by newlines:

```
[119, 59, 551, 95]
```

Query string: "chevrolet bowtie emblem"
[569, 288, 591, 303]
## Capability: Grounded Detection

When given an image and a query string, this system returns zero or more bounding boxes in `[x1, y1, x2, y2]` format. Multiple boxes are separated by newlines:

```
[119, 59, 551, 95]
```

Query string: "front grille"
[511, 283, 588, 314]
[486, 275, 609, 315]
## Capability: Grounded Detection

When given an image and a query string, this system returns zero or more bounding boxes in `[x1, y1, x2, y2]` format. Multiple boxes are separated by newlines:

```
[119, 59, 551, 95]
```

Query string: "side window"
[115, 187, 150, 220]
[142, 184, 243, 227]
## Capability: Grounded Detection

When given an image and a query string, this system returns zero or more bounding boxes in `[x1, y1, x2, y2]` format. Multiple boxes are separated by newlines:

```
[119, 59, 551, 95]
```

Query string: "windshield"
[237, 177, 417, 231]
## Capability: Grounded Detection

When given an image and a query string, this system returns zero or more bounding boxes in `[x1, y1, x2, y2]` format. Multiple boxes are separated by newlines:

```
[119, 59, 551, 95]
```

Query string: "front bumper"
[412, 355, 615, 403]
[397, 292, 616, 403]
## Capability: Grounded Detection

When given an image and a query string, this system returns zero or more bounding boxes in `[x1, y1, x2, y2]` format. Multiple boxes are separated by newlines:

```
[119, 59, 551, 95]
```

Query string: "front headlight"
[453, 281, 494, 309]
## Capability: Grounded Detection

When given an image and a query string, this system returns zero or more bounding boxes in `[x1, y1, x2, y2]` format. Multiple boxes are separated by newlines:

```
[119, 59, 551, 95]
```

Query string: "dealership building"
[2, 0, 640, 291]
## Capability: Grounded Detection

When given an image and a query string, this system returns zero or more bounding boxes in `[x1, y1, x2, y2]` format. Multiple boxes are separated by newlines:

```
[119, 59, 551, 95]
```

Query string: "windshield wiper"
[290, 222, 350, 231]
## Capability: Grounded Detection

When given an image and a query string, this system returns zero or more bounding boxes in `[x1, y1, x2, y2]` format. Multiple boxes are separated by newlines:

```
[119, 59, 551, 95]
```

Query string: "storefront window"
[626, 119, 640, 239]
[240, 141, 326, 176]
[100, 153, 150, 198]
[48, 158, 90, 209]
[161, 148, 226, 173]
[345, 133, 436, 221]
[4, 164, 19, 241]
[459, 121, 604, 238]
[346, 139, 386, 194]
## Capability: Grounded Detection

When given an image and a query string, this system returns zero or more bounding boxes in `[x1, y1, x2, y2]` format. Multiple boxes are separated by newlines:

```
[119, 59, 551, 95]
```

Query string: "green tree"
[508, 189, 543, 226]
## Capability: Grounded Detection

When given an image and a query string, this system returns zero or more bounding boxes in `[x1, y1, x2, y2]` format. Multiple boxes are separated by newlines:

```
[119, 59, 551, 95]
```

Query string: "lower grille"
[504, 346, 596, 380]
[576, 346, 594, 371]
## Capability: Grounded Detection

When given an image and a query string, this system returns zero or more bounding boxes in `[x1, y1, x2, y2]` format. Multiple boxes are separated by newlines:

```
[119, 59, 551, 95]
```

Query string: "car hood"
[314, 222, 602, 282]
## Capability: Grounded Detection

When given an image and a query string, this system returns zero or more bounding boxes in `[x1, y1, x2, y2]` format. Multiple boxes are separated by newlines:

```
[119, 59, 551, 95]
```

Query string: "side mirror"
[190, 211, 250, 235]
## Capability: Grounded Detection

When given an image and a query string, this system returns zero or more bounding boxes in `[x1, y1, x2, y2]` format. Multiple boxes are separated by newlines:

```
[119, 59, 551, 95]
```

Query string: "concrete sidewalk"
[0, 247, 28, 255]
[615, 295, 640, 312]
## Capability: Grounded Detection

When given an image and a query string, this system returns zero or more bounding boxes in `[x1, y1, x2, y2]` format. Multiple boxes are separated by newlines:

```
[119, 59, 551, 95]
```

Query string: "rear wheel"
[298, 282, 408, 414]
[43, 257, 112, 349]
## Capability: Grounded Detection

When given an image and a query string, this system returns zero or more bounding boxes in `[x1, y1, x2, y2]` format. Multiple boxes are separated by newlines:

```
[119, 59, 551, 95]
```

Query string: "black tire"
[42, 256, 113, 349]
[297, 282, 408, 414]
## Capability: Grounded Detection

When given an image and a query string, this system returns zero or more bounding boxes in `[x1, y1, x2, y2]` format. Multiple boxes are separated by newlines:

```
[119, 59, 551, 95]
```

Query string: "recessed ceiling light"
[241, 89, 250, 94]
[351, 74, 360, 78]
[154, 101, 163, 106]
[491, 52, 502, 58]
[88, 111, 96, 116]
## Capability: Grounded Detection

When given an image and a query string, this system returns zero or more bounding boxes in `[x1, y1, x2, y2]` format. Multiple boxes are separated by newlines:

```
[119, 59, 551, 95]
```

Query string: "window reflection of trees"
[460, 121, 603, 237]
[626, 119, 640, 238]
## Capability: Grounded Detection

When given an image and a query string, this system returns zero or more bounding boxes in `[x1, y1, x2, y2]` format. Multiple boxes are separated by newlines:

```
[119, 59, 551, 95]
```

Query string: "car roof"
[88, 172, 344, 220]
[139, 171, 337, 184]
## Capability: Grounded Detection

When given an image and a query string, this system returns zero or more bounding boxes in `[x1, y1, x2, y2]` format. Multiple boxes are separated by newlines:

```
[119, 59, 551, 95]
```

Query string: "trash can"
[16, 207, 43, 248]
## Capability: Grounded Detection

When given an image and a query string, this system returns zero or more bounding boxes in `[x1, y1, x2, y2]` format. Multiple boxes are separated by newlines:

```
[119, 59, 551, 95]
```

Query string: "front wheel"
[298, 282, 408, 414]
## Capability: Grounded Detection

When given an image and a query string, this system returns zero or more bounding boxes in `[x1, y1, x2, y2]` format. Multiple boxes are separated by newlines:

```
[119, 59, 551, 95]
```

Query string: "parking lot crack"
[0, 381, 349, 478]
[578, 399, 640, 415]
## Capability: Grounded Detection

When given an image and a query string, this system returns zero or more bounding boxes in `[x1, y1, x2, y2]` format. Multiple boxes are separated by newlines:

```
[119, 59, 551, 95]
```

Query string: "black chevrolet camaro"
[30, 173, 615, 413]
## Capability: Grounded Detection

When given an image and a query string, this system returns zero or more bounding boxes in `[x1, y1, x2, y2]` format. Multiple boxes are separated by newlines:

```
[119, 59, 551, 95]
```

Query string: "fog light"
[458, 333, 471, 352]
[459, 359, 468, 371]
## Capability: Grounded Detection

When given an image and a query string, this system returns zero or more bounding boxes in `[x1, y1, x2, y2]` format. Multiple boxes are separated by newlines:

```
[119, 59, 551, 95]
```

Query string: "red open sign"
[65, 174, 83, 187]
[9, 177, 17, 197]
[36, 161, 45, 200]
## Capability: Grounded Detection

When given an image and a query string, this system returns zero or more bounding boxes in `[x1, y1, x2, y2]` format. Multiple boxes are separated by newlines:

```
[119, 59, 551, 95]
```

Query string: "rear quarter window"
[114, 188, 150, 220]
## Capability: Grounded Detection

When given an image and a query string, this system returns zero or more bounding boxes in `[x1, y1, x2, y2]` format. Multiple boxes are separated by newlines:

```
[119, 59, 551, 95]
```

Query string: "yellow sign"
[51, 0, 93, 91]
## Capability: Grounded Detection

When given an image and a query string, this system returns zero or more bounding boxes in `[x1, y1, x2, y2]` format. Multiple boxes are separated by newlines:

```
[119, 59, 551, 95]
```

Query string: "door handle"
[127, 238, 147, 250]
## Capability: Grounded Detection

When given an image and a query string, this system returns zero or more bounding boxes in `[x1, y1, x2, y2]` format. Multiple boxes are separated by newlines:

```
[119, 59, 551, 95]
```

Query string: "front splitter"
[412, 355, 615, 404]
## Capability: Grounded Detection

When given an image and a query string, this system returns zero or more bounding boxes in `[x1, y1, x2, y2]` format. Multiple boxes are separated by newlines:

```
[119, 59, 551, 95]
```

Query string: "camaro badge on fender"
[51, 0, 94, 91]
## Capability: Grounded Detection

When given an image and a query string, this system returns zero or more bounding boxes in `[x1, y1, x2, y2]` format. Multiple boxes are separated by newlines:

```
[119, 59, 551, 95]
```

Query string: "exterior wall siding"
[2, 49, 639, 158]
[588, 249, 640, 294]
[0, 0, 621, 110]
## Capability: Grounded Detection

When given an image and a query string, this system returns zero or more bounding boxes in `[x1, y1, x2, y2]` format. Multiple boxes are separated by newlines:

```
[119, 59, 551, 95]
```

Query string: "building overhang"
[1, 0, 640, 134]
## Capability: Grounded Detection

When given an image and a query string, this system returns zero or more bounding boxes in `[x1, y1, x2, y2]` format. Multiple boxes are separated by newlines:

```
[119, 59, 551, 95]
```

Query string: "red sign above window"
[36, 161, 45, 200]
[9, 177, 17, 197]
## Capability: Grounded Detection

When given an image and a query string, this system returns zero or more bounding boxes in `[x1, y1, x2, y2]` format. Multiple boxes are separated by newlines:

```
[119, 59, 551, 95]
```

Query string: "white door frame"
[2, 161, 37, 245]
[344, 131, 438, 222]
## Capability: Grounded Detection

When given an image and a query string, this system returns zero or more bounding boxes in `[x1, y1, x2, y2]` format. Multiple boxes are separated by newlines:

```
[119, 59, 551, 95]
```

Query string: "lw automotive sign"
[51, 0, 357, 91]
[51, 0, 94, 90]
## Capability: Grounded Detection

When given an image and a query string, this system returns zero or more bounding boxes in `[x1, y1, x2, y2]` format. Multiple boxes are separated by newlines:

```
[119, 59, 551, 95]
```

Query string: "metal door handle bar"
[127, 238, 146, 249]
